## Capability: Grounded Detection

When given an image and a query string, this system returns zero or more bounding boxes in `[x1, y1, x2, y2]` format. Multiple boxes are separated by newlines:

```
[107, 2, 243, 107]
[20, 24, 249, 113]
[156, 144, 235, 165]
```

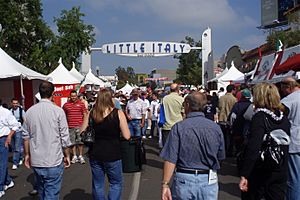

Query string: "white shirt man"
[0, 101, 20, 197]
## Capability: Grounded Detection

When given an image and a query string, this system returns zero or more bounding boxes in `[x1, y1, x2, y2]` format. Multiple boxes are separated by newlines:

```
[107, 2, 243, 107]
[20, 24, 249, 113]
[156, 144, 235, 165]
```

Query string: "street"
[2, 138, 240, 200]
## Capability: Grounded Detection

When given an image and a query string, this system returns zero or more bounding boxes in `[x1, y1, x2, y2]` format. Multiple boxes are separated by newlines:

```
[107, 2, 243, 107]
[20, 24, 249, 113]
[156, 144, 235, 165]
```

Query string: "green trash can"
[121, 137, 145, 173]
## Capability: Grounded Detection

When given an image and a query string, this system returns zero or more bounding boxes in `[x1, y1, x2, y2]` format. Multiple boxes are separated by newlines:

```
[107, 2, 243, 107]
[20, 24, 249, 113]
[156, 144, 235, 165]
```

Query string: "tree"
[115, 66, 137, 89]
[0, 0, 54, 74]
[0, 3, 96, 74]
[174, 36, 202, 85]
[267, 29, 300, 51]
[48, 6, 95, 72]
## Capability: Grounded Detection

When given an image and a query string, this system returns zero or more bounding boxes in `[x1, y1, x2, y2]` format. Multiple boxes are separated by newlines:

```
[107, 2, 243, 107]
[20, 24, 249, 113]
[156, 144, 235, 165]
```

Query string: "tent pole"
[20, 75, 25, 109]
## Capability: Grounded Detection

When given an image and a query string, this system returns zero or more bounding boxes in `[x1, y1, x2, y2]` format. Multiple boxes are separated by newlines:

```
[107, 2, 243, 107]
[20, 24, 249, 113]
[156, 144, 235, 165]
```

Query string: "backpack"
[258, 117, 290, 169]
[11, 106, 24, 125]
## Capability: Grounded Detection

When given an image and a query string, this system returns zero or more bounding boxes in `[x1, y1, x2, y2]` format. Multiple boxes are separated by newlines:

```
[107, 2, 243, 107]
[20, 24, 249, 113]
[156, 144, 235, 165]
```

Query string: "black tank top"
[88, 108, 121, 162]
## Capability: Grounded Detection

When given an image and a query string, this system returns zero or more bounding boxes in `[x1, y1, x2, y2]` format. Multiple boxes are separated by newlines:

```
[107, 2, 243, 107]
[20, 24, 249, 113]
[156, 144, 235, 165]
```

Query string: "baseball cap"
[241, 89, 251, 99]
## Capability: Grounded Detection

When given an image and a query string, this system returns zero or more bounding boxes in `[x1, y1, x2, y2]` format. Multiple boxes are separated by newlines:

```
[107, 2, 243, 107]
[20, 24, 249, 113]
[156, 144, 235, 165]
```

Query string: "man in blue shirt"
[160, 91, 225, 200]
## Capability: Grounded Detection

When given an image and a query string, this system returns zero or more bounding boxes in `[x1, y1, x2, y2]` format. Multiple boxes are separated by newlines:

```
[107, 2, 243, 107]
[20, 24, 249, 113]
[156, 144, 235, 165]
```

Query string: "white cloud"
[86, 0, 258, 31]
[93, 26, 101, 37]
[238, 34, 266, 51]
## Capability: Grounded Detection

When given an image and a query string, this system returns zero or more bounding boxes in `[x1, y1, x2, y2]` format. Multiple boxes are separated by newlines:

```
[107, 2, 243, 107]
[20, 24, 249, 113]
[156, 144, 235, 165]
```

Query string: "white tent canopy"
[69, 66, 84, 82]
[81, 69, 105, 87]
[208, 67, 229, 82]
[47, 60, 80, 84]
[0, 48, 48, 80]
[218, 63, 244, 82]
[117, 82, 133, 95]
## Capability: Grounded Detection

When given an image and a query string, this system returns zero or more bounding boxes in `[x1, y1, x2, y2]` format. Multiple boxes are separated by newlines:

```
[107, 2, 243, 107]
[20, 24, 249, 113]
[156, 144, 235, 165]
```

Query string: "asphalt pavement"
[2, 137, 241, 200]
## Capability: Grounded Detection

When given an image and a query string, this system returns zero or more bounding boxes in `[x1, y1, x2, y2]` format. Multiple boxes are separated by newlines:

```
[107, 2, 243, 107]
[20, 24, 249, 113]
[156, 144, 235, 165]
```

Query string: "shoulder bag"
[258, 117, 289, 169]
[81, 114, 95, 146]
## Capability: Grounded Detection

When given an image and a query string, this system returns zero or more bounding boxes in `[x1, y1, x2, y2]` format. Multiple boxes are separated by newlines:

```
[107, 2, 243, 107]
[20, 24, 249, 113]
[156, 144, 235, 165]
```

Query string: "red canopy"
[275, 54, 300, 75]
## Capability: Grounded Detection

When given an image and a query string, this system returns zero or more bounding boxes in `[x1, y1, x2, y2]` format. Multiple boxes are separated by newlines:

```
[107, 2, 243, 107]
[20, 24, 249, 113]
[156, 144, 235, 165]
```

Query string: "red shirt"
[63, 100, 87, 128]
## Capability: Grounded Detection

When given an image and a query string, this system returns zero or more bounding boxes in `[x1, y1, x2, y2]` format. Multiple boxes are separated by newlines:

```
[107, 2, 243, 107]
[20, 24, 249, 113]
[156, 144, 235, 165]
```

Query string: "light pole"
[95, 66, 100, 76]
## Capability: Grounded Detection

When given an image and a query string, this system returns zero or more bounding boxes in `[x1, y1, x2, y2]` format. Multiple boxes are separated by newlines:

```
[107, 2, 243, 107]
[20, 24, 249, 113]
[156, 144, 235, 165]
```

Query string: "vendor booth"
[117, 82, 134, 96]
[47, 59, 80, 107]
[0, 48, 49, 109]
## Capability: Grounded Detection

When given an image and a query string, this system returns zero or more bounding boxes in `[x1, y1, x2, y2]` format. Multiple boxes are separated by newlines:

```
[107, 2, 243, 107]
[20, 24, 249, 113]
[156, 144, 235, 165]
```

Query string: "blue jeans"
[128, 119, 141, 137]
[32, 161, 64, 200]
[90, 159, 123, 200]
[0, 136, 13, 191]
[171, 172, 218, 200]
[11, 131, 23, 165]
[141, 120, 148, 136]
[287, 153, 300, 200]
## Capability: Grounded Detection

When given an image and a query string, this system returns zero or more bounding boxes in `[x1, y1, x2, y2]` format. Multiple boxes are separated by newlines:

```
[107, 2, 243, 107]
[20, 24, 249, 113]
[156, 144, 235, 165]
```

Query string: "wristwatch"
[161, 181, 169, 188]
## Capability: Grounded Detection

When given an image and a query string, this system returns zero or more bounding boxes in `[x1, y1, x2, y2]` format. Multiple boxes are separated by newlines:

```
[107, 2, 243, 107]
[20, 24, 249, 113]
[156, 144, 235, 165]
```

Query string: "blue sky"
[42, 0, 265, 75]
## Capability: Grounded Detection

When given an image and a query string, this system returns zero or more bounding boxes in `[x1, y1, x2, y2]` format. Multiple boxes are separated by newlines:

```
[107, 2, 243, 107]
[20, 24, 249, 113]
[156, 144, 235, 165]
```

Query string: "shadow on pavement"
[26, 173, 35, 188]
[63, 189, 93, 200]
[219, 158, 239, 177]
[20, 196, 39, 200]
[146, 158, 163, 169]
[146, 148, 160, 156]
[219, 182, 241, 198]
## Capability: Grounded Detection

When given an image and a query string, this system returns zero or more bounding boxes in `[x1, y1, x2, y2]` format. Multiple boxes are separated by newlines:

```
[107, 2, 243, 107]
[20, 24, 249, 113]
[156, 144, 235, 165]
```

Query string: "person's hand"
[140, 122, 145, 128]
[64, 156, 71, 169]
[5, 135, 12, 147]
[127, 116, 132, 121]
[24, 154, 31, 169]
[239, 176, 248, 192]
[162, 187, 172, 200]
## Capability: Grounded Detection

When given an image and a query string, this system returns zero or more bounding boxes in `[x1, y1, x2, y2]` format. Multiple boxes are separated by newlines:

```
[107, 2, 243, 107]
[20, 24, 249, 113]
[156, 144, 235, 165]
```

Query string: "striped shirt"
[63, 100, 87, 128]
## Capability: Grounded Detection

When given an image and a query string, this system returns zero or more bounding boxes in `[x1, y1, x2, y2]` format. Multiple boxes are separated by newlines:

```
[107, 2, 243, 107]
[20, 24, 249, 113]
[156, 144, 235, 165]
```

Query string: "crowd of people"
[0, 78, 299, 200]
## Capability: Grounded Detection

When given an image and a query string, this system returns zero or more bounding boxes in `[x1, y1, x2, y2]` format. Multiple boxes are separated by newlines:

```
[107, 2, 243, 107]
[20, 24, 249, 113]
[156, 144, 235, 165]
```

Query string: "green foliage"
[115, 66, 137, 88]
[0, 2, 95, 75]
[51, 7, 95, 72]
[0, 0, 54, 74]
[174, 36, 202, 85]
[267, 29, 300, 51]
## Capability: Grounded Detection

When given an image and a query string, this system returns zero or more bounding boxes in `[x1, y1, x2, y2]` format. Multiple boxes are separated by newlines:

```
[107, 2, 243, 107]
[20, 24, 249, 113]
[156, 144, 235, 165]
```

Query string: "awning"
[275, 54, 300, 75]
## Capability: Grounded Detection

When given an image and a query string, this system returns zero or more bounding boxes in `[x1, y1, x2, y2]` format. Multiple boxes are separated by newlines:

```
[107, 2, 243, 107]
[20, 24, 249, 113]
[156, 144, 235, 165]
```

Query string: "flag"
[76, 74, 87, 93]
[267, 40, 284, 80]
[276, 39, 283, 52]
[251, 47, 263, 79]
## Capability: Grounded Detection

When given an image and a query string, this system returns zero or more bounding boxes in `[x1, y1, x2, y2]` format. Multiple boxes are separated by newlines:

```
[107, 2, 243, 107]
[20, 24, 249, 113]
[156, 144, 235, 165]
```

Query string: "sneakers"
[78, 155, 85, 164]
[4, 181, 14, 191]
[148, 136, 152, 139]
[142, 136, 147, 139]
[71, 156, 78, 164]
[29, 189, 38, 196]
[0, 191, 5, 198]
[19, 159, 23, 165]
[12, 165, 18, 170]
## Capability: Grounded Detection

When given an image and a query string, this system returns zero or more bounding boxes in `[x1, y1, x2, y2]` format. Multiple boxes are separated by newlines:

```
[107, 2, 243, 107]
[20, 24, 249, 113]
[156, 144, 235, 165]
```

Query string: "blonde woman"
[81, 89, 130, 200]
[239, 83, 290, 200]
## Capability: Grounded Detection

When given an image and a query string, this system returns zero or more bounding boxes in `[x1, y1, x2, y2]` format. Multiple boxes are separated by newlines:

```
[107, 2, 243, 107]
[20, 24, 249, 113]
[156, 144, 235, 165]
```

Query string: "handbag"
[258, 117, 288, 169]
[158, 104, 166, 128]
[81, 115, 95, 146]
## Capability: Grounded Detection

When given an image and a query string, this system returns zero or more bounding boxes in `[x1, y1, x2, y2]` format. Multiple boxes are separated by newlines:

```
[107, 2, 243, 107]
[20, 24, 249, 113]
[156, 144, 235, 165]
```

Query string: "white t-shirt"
[150, 100, 160, 121]
[143, 99, 150, 119]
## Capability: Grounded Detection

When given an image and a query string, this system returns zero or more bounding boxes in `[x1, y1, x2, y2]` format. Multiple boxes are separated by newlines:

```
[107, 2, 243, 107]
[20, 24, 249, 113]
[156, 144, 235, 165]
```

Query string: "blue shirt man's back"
[160, 112, 225, 170]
